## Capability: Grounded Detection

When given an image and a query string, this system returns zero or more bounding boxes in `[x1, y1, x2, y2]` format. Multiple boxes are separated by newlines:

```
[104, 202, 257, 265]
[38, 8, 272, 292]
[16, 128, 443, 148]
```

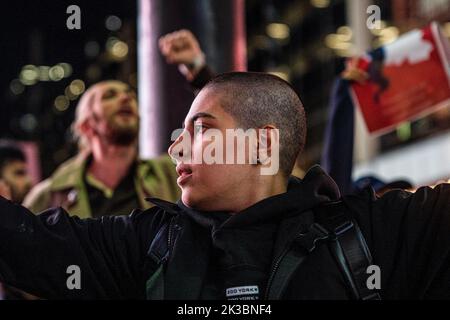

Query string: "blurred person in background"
[0, 141, 37, 300]
[23, 81, 180, 218]
[321, 57, 415, 195]
[0, 141, 32, 204]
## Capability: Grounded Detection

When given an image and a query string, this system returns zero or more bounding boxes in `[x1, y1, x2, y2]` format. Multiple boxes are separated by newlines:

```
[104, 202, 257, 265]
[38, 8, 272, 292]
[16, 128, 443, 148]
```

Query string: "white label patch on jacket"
[226, 285, 259, 300]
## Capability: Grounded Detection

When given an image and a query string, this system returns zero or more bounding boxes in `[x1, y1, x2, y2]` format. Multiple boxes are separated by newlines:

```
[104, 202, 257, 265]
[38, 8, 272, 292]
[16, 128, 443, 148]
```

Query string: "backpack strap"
[313, 200, 381, 300]
[266, 222, 329, 299]
[268, 200, 380, 300]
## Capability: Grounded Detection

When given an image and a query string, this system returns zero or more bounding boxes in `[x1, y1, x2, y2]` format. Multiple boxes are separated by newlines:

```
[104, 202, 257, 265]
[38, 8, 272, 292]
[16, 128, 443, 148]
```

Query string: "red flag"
[351, 22, 450, 134]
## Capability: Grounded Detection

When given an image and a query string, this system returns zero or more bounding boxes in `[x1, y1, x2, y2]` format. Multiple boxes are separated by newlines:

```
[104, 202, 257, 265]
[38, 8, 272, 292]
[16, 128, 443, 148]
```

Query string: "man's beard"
[11, 186, 30, 204]
[105, 123, 139, 146]
[105, 115, 139, 146]
[91, 111, 139, 146]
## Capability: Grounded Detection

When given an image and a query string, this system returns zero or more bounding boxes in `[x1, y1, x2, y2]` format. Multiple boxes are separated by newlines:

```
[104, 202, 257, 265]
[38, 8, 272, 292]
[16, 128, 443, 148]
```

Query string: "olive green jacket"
[23, 152, 180, 218]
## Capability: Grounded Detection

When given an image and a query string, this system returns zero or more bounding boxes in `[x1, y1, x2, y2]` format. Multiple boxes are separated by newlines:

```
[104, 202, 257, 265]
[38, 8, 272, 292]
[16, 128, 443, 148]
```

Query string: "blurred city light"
[105, 15, 122, 31]
[49, 65, 65, 81]
[336, 26, 353, 41]
[310, 0, 330, 8]
[19, 65, 39, 85]
[57, 63, 73, 78]
[378, 26, 400, 44]
[267, 66, 290, 82]
[111, 41, 128, 58]
[69, 79, 86, 96]
[106, 36, 119, 49]
[266, 23, 290, 40]
[106, 37, 129, 60]
[54, 95, 70, 112]
[19, 113, 38, 132]
[324, 25, 355, 57]
[38, 66, 50, 81]
[64, 86, 77, 101]
[10, 79, 25, 95]
[17, 63, 71, 87]
[369, 20, 388, 36]
[325, 34, 352, 49]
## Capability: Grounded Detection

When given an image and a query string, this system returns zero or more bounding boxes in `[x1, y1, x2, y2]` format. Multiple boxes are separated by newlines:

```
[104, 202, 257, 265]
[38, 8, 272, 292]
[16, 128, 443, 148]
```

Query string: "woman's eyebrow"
[191, 112, 217, 123]
[182, 112, 217, 129]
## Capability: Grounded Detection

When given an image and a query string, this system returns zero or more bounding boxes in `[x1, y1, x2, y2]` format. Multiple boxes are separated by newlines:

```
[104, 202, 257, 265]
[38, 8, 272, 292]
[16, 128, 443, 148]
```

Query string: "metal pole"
[346, 0, 380, 164]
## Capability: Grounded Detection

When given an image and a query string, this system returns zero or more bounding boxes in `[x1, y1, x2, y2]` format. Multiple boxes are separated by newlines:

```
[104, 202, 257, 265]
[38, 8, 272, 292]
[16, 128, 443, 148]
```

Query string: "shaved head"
[203, 72, 306, 176]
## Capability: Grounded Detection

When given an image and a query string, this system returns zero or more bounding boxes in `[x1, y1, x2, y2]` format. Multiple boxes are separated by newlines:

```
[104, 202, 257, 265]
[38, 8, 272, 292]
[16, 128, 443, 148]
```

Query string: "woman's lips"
[177, 171, 193, 186]
[176, 165, 193, 186]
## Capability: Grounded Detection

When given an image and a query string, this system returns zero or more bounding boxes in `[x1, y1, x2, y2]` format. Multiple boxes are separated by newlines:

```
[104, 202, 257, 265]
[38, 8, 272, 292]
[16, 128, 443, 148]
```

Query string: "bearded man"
[23, 81, 180, 218]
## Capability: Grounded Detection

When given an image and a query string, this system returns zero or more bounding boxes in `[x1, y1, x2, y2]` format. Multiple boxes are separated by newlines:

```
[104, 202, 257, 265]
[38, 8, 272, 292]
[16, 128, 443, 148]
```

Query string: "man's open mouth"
[115, 106, 136, 117]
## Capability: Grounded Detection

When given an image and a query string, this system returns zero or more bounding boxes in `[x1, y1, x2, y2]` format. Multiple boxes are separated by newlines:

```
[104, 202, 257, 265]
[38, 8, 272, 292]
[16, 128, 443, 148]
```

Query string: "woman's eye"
[194, 124, 206, 135]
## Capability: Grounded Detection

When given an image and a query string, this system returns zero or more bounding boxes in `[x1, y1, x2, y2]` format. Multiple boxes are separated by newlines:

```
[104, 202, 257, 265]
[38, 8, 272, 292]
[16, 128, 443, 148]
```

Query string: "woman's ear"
[257, 125, 279, 165]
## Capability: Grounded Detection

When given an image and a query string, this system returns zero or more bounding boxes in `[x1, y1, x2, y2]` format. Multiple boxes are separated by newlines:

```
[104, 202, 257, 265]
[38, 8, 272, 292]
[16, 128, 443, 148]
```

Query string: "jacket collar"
[49, 151, 158, 190]
[145, 197, 180, 215]
[49, 151, 159, 217]
[50, 151, 90, 192]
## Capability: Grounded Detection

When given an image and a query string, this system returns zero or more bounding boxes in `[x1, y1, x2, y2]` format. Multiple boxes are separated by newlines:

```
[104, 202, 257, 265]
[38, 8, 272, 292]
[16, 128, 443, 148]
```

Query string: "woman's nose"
[168, 129, 190, 162]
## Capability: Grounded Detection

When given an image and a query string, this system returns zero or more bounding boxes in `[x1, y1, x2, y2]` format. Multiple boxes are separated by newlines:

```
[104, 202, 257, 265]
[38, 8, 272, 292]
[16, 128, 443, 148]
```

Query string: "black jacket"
[0, 166, 449, 299]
